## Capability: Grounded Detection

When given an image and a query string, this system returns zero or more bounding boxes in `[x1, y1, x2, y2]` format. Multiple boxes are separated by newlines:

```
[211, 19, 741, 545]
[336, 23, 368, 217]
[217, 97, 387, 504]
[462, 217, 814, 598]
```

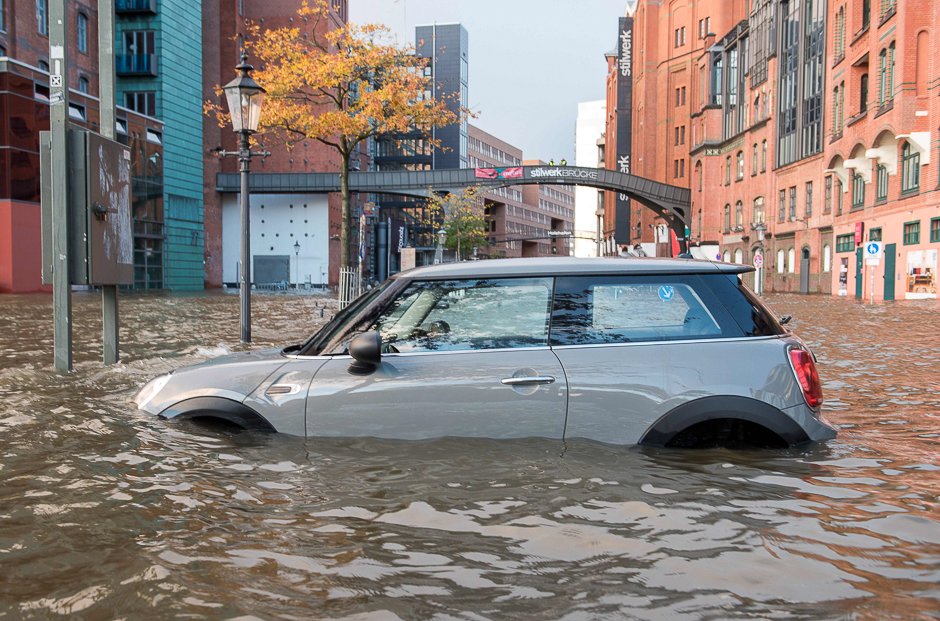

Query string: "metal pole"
[99, 0, 119, 364]
[50, 0, 72, 372]
[869, 263, 874, 305]
[595, 212, 603, 257]
[239, 132, 252, 342]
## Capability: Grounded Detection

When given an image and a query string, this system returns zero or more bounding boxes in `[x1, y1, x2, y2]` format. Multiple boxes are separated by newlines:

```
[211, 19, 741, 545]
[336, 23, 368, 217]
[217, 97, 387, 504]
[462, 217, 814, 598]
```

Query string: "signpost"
[753, 254, 763, 269]
[864, 241, 883, 304]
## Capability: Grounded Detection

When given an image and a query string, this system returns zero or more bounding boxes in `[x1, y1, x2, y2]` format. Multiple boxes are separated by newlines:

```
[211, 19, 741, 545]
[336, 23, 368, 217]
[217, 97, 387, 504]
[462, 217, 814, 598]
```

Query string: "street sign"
[864, 242, 883, 265]
[754, 254, 763, 268]
[716, 253, 722, 261]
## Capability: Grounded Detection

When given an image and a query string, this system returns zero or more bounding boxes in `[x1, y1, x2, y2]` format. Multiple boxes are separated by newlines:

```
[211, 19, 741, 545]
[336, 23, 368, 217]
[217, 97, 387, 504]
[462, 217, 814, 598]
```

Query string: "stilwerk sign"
[529, 167, 599, 180]
[614, 15, 634, 244]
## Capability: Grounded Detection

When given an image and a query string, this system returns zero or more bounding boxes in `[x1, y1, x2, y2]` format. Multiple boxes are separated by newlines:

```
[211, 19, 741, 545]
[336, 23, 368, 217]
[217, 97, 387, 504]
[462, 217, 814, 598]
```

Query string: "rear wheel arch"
[159, 397, 275, 432]
[639, 395, 810, 448]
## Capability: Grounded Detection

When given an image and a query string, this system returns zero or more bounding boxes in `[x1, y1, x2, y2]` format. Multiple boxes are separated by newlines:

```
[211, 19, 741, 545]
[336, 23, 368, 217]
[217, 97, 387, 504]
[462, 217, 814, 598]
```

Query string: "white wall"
[222, 193, 330, 286]
[574, 100, 606, 257]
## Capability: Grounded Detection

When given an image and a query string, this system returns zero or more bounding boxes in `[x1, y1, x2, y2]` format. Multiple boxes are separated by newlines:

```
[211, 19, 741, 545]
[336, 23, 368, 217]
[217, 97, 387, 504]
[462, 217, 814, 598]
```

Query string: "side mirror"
[347, 331, 382, 375]
[779, 314, 792, 325]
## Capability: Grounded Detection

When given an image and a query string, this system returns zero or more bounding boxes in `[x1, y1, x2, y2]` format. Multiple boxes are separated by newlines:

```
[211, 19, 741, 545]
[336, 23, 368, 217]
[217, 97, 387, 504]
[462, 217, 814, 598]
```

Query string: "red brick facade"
[627, 0, 939, 298]
[201, 0, 359, 288]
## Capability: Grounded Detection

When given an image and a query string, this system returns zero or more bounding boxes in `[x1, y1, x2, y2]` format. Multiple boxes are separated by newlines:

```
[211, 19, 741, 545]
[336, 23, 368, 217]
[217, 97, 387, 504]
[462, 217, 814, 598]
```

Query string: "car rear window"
[550, 275, 746, 346]
[700, 274, 786, 337]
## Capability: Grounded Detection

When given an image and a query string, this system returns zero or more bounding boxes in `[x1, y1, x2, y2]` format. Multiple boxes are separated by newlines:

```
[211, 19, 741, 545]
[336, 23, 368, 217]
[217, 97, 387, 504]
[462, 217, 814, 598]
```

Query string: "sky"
[350, 0, 627, 163]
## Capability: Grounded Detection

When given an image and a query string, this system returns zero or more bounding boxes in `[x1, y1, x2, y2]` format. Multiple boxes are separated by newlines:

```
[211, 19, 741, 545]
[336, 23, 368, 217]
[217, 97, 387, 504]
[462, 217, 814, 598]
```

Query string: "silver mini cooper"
[135, 258, 836, 448]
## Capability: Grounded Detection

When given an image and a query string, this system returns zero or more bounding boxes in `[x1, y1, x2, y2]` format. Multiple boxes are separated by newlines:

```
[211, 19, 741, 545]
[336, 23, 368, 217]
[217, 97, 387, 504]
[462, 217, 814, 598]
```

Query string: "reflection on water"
[1, 291, 939, 619]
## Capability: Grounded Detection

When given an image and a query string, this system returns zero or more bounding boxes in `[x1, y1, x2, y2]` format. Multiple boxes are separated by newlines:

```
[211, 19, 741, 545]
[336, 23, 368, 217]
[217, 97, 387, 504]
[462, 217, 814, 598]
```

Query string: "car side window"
[551, 275, 744, 346]
[370, 277, 554, 353]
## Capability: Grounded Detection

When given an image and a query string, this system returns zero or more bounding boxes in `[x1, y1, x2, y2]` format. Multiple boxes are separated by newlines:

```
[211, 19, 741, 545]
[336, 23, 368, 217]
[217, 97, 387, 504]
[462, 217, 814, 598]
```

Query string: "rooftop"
[396, 257, 753, 280]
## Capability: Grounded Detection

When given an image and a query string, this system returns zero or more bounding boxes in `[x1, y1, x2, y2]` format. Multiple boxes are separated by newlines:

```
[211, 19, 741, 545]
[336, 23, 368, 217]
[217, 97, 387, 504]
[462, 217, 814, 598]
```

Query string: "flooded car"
[134, 258, 836, 447]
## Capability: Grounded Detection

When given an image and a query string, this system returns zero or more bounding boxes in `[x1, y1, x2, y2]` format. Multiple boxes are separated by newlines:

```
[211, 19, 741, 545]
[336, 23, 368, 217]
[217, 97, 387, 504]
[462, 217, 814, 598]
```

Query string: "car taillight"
[789, 348, 823, 408]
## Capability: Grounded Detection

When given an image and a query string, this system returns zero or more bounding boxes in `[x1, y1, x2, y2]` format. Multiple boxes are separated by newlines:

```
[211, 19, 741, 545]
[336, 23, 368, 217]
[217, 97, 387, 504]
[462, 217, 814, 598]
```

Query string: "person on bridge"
[549, 159, 555, 166]
[560, 159, 567, 166]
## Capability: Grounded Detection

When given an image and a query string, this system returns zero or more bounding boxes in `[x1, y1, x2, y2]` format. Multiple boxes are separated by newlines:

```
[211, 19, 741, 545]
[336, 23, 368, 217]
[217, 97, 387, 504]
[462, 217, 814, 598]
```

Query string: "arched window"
[696, 161, 703, 191]
[724, 204, 731, 231]
[761, 140, 767, 171]
[823, 244, 831, 272]
[901, 141, 920, 193]
[753, 197, 765, 223]
[78, 76, 89, 93]
[735, 201, 743, 228]
[754, 95, 760, 121]
[734, 248, 743, 264]
[736, 151, 744, 180]
[725, 156, 732, 184]
[723, 249, 730, 262]
[916, 31, 928, 97]
[77, 12, 88, 54]
[879, 43, 895, 106]
[752, 143, 758, 171]
[777, 248, 785, 273]
[788, 247, 795, 273]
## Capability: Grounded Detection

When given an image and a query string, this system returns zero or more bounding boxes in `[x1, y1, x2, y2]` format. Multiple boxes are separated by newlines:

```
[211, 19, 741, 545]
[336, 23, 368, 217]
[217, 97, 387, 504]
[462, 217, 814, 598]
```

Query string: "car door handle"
[501, 376, 556, 386]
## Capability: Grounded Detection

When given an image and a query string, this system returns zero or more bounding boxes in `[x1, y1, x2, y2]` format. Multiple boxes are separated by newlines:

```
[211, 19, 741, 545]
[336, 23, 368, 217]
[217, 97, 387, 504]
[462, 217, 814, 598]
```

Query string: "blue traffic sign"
[659, 285, 675, 301]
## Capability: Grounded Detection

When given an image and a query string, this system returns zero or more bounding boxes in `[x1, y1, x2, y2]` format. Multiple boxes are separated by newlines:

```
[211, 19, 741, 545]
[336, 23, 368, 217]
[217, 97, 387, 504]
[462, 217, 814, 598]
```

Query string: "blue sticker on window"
[658, 285, 675, 301]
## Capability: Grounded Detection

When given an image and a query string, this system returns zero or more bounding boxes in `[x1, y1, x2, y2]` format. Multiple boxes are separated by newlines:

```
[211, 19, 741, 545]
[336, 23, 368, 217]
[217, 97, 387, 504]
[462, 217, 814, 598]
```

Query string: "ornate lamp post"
[753, 221, 767, 296]
[294, 240, 301, 289]
[434, 229, 447, 264]
[221, 54, 268, 343]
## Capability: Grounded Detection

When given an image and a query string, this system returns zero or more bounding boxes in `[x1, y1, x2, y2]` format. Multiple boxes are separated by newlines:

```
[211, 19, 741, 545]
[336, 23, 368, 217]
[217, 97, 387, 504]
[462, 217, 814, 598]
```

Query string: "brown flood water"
[1, 290, 939, 620]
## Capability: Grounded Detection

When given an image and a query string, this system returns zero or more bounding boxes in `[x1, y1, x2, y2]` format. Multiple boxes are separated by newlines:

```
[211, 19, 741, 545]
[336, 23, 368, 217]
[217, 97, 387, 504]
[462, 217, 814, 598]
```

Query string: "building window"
[0, 0, 4, 33]
[725, 156, 731, 185]
[788, 247, 795, 272]
[823, 244, 831, 272]
[837, 179, 843, 214]
[862, 0, 871, 28]
[901, 142, 920, 194]
[852, 172, 865, 208]
[879, 0, 896, 21]
[836, 233, 855, 252]
[680, 158, 685, 177]
[736, 151, 744, 180]
[680, 125, 685, 144]
[860, 74, 869, 113]
[77, 12, 87, 53]
[778, 190, 786, 221]
[712, 56, 723, 106]
[777, 248, 786, 273]
[832, 83, 844, 135]
[38, 59, 49, 72]
[681, 86, 686, 105]
[824, 176, 832, 213]
[124, 91, 156, 117]
[875, 164, 888, 201]
[735, 201, 743, 228]
[724, 204, 731, 231]
[789, 186, 797, 220]
[734, 248, 743, 264]
[805, 181, 813, 216]
[37, 0, 47, 35]
[675, 127, 680, 146]
[676, 88, 681, 107]
[878, 43, 895, 107]
[930, 218, 940, 243]
[834, 6, 845, 59]
[753, 197, 765, 223]
[869, 227, 882, 241]
[752, 143, 758, 172]
[696, 162, 703, 191]
[78, 76, 88, 93]
[904, 221, 920, 245]
[761, 140, 767, 171]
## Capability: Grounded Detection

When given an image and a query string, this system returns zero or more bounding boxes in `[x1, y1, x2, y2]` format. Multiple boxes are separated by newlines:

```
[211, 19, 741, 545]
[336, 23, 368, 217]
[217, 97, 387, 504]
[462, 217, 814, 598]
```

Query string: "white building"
[222, 194, 330, 288]
[574, 100, 606, 257]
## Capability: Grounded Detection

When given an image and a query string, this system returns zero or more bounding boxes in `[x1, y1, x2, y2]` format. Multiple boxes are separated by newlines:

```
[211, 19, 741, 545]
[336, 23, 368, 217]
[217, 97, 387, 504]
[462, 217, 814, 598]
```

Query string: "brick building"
[202, 0, 357, 289]
[0, 1, 164, 292]
[467, 125, 574, 258]
[627, 0, 939, 299]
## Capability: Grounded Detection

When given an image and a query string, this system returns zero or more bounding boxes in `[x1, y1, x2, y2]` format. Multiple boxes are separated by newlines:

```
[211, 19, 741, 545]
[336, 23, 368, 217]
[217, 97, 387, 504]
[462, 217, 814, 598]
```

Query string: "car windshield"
[298, 280, 394, 355]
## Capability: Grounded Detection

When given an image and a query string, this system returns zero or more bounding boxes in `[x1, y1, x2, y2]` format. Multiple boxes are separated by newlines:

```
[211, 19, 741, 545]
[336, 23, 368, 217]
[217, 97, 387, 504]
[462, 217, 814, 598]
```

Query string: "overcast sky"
[350, 0, 626, 163]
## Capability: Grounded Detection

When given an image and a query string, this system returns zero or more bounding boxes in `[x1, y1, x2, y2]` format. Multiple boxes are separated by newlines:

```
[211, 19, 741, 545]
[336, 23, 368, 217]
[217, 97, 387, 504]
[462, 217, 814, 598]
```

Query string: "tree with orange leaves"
[208, 1, 465, 270]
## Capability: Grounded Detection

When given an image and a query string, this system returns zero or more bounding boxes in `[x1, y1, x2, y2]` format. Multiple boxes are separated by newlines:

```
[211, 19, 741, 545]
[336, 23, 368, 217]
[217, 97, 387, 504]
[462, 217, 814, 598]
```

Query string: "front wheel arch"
[639, 396, 810, 448]
[159, 397, 275, 432]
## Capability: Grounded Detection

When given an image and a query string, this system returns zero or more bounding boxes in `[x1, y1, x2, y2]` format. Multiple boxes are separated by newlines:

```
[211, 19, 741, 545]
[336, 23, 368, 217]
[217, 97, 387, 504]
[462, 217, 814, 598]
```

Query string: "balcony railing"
[116, 54, 158, 77]
[116, 0, 157, 14]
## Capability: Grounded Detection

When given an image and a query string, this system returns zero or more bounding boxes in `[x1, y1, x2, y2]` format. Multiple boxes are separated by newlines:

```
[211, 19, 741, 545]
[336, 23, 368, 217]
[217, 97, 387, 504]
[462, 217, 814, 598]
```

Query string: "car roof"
[395, 257, 754, 280]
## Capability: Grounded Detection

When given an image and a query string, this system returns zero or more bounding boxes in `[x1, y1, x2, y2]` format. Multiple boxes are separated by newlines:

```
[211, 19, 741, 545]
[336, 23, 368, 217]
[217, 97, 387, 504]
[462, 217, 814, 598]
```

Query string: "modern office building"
[370, 22, 469, 270]
[574, 100, 605, 257]
[114, 0, 202, 290]
[0, 1, 165, 292]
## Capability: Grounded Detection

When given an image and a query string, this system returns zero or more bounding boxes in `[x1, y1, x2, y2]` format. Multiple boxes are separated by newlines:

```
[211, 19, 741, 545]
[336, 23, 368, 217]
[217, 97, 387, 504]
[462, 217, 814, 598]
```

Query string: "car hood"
[135, 347, 291, 415]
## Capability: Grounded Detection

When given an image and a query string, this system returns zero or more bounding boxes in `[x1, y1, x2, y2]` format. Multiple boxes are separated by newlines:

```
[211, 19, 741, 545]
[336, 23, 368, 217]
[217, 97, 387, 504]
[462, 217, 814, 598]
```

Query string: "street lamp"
[221, 54, 267, 343]
[293, 240, 300, 289]
[434, 229, 447, 264]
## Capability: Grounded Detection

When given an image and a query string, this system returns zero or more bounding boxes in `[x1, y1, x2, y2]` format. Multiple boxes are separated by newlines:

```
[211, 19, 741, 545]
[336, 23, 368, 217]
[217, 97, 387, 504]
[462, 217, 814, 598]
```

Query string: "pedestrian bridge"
[216, 165, 691, 251]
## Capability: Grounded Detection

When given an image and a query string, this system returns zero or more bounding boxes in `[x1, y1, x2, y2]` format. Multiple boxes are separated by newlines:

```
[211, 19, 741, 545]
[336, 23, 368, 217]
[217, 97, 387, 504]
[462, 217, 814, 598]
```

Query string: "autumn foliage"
[207, 1, 466, 270]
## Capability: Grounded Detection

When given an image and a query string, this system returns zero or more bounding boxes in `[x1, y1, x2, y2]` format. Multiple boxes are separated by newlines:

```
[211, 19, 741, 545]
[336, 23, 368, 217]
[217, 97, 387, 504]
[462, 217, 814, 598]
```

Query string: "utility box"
[41, 130, 134, 286]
